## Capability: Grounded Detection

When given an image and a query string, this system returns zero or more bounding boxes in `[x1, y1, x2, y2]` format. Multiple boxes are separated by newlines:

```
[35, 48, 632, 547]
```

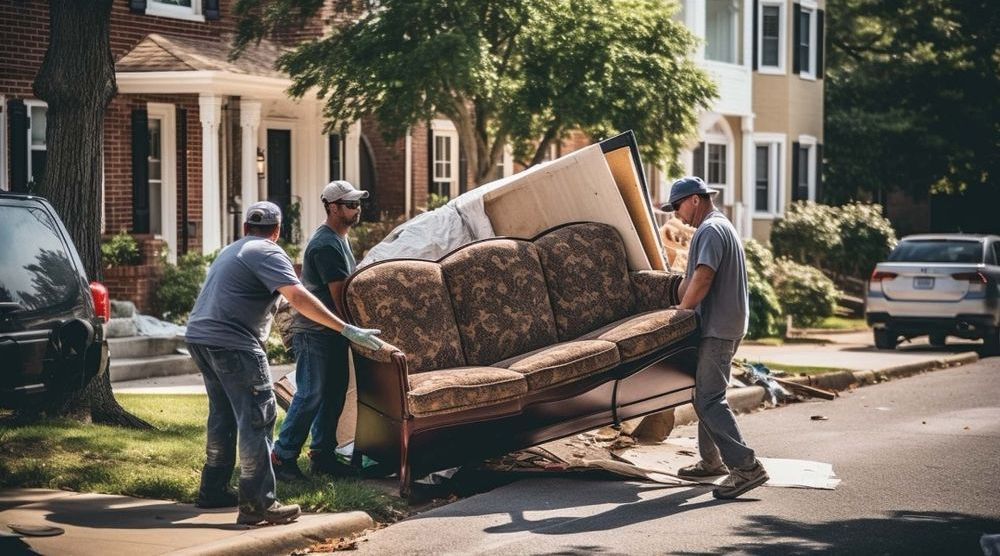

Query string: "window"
[0, 204, 80, 312]
[147, 0, 204, 21]
[705, 0, 743, 64]
[757, 2, 785, 72]
[991, 242, 1000, 265]
[794, 2, 818, 79]
[793, 137, 816, 202]
[27, 102, 47, 189]
[328, 134, 343, 181]
[753, 136, 784, 215]
[431, 120, 459, 199]
[692, 141, 728, 197]
[541, 141, 559, 162]
[148, 118, 163, 235]
[888, 241, 984, 264]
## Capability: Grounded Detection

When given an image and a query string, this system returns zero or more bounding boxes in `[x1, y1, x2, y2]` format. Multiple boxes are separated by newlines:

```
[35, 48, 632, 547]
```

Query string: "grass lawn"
[748, 361, 853, 376]
[0, 394, 403, 521]
[809, 316, 869, 331]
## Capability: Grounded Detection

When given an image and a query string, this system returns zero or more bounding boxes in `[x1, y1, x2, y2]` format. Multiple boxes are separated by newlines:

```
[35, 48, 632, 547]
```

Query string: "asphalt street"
[352, 356, 1000, 555]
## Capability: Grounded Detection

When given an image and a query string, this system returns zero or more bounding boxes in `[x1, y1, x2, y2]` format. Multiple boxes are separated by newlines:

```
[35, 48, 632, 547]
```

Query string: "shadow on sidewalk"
[4, 494, 244, 531]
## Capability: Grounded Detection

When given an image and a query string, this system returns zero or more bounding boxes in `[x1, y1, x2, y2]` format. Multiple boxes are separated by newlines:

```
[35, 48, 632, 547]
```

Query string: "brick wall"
[100, 235, 166, 314]
[360, 115, 407, 218]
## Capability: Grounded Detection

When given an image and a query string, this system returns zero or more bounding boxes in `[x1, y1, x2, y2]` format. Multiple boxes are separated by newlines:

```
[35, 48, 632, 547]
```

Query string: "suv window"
[888, 240, 984, 264]
[993, 242, 1000, 266]
[0, 204, 81, 311]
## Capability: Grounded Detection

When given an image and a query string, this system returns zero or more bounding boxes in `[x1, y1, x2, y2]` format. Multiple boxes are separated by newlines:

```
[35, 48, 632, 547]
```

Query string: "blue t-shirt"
[291, 225, 356, 334]
[685, 210, 749, 340]
[185, 236, 301, 351]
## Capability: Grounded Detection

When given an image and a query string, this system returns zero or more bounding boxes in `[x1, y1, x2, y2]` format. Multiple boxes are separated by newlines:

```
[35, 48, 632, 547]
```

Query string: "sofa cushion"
[581, 309, 698, 361]
[407, 367, 528, 417]
[345, 260, 466, 373]
[494, 339, 620, 391]
[441, 239, 558, 366]
[534, 223, 635, 341]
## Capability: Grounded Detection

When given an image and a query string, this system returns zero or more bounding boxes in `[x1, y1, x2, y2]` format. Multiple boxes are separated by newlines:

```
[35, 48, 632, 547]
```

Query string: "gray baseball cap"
[245, 201, 282, 225]
[660, 176, 718, 211]
[321, 180, 369, 203]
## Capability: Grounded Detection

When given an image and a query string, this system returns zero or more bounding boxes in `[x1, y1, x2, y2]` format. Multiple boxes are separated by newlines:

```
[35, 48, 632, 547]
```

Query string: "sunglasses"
[335, 200, 362, 209]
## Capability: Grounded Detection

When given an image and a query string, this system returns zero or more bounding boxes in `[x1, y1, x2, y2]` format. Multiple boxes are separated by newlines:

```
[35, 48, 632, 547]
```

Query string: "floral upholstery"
[534, 223, 635, 341]
[630, 270, 683, 312]
[580, 309, 698, 361]
[345, 260, 466, 373]
[494, 339, 620, 390]
[407, 367, 528, 416]
[441, 239, 558, 366]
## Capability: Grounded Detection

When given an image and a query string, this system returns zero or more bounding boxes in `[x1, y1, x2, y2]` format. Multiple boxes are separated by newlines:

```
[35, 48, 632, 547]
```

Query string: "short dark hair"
[246, 223, 280, 237]
[697, 193, 711, 202]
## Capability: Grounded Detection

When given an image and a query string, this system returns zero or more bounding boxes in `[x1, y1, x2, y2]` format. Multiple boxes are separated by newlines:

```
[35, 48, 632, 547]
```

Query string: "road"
[352, 357, 1000, 555]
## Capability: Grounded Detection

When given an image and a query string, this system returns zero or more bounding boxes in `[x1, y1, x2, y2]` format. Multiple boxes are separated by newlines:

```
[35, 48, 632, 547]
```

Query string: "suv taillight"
[870, 270, 898, 282]
[951, 272, 987, 284]
[90, 281, 110, 323]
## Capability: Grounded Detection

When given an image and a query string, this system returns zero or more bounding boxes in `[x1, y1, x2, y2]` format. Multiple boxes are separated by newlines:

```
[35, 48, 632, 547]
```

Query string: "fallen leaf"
[810, 415, 828, 421]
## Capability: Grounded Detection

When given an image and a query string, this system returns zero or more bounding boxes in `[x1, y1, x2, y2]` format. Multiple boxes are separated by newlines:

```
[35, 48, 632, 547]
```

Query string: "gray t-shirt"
[185, 236, 301, 351]
[685, 210, 749, 340]
[291, 225, 356, 334]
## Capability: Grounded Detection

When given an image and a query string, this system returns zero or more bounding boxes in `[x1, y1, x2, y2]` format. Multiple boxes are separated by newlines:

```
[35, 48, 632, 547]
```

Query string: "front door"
[266, 129, 292, 241]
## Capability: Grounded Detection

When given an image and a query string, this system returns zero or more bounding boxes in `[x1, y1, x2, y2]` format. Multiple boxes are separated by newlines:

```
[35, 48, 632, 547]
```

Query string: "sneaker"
[712, 460, 769, 499]
[309, 451, 359, 478]
[271, 452, 307, 482]
[677, 460, 729, 479]
[236, 501, 301, 526]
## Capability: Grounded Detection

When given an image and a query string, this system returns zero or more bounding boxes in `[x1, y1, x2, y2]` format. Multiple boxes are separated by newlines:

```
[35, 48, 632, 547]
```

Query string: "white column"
[404, 127, 413, 217]
[741, 115, 755, 239]
[240, 100, 262, 215]
[344, 119, 362, 187]
[199, 94, 223, 254]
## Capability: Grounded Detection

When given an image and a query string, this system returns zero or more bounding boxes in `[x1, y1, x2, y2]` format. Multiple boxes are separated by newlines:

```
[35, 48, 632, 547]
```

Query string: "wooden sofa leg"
[610, 380, 622, 430]
[399, 427, 412, 497]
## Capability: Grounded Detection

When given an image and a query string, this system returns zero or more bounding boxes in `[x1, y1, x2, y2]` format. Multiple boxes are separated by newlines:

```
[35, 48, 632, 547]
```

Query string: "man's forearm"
[282, 285, 346, 333]
[677, 266, 715, 310]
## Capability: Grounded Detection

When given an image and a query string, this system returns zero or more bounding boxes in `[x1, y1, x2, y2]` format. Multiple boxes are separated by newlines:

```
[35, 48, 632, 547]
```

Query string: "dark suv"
[0, 193, 110, 408]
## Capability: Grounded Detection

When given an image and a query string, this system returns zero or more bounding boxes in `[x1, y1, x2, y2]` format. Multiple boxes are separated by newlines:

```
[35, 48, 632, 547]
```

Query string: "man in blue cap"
[185, 201, 382, 525]
[661, 176, 769, 499]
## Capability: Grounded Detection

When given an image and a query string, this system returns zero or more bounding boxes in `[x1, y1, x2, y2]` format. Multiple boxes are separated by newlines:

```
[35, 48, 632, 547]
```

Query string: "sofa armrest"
[351, 338, 404, 364]
[630, 270, 683, 312]
[353, 344, 412, 420]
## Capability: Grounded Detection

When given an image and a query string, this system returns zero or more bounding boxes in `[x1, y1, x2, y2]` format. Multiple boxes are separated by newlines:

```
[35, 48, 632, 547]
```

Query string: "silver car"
[865, 234, 1000, 353]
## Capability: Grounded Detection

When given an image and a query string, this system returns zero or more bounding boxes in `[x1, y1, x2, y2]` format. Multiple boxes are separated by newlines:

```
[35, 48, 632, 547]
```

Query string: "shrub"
[770, 202, 841, 269]
[744, 240, 783, 338]
[101, 231, 141, 267]
[427, 193, 450, 211]
[154, 251, 215, 324]
[349, 214, 408, 261]
[772, 258, 840, 328]
[265, 327, 293, 365]
[830, 202, 897, 280]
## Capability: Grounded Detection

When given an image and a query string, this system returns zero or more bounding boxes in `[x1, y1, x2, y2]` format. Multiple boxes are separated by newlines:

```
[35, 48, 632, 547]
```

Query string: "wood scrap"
[772, 376, 838, 400]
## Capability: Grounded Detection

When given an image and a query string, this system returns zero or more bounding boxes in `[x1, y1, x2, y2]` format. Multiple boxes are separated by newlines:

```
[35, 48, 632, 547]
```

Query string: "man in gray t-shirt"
[185, 201, 381, 526]
[662, 176, 768, 500]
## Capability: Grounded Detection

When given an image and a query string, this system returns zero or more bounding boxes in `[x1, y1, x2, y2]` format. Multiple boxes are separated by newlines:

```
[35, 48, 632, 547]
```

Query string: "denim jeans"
[693, 337, 756, 470]
[273, 331, 350, 461]
[188, 343, 277, 512]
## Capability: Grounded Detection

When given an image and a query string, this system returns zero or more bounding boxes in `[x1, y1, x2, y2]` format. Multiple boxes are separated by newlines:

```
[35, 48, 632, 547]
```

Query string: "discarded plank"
[772, 376, 837, 400]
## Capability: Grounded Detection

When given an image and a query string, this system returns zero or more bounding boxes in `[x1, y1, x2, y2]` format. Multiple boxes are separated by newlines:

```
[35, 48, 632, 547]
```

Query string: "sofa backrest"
[440, 239, 559, 366]
[533, 223, 635, 341]
[344, 260, 466, 373]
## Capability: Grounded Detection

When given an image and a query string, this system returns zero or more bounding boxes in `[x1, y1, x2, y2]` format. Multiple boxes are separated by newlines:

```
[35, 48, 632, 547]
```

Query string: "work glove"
[343, 324, 383, 351]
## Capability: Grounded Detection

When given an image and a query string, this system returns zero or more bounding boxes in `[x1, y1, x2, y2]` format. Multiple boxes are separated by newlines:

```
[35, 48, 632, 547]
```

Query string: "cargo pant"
[693, 337, 756, 470]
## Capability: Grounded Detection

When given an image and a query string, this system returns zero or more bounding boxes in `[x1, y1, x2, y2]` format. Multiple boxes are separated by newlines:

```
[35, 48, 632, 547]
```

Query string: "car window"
[0, 204, 81, 311]
[993, 242, 1000, 265]
[887, 240, 984, 264]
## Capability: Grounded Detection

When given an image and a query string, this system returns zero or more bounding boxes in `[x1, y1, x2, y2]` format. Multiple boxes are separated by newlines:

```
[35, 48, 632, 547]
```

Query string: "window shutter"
[752, 0, 759, 71]
[7, 99, 28, 193]
[129, 0, 146, 14]
[791, 141, 800, 201]
[693, 142, 705, 179]
[203, 0, 220, 20]
[815, 143, 824, 202]
[816, 9, 825, 79]
[792, 3, 801, 74]
[427, 124, 434, 197]
[458, 137, 468, 194]
[131, 109, 151, 234]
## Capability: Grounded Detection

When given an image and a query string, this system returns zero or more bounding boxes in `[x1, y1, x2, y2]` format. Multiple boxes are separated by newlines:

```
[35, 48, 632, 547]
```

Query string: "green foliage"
[234, 0, 715, 183]
[744, 240, 783, 339]
[772, 258, 840, 328]
[277, 240, 302, 264]
[772, 201, 897, 281]
[349, 214, 408, 261]
[824, 0, 999, 203]
[154, 251, 216, 324]
[427, 193, 450, 211]
[265, 327, 293, 365]
[100, 231, 141, 267]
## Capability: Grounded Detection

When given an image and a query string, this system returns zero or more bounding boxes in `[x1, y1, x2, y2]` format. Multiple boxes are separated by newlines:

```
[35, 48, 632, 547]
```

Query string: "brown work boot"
[236, 501, 301, 525]
[712, 459, 769, 499]
[677, 460, 729, 479]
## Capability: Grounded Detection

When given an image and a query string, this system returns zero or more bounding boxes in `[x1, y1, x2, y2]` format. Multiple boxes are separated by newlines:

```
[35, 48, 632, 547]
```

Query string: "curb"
[670, 351, 980, 429]
[168, 511, 373, 556]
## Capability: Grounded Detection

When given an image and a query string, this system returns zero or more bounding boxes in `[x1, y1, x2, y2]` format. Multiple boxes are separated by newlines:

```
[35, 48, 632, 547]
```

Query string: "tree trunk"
[33, 0, 151, 429]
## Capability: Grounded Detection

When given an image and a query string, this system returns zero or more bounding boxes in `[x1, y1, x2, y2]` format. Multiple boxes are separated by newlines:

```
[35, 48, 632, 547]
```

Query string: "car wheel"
[874, 329, 898, 350]
[985, 326, 1000, 356]
[929, 333, 947, 347]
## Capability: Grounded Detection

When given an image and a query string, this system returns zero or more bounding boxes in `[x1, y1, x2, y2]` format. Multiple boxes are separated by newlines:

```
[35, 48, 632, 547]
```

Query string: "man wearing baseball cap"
[272, 181, 370, 481]
[185, 200, 381, 525]
[661, 176, 768, 499]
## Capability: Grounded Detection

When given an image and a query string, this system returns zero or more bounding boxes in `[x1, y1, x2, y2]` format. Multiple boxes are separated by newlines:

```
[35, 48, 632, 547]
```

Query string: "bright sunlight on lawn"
[0, 394, 402, 521]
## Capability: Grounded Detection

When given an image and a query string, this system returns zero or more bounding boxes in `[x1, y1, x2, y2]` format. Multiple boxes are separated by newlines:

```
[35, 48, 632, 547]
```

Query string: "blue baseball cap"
[660, 176, 718, 211]
[245, 201, 282, 225]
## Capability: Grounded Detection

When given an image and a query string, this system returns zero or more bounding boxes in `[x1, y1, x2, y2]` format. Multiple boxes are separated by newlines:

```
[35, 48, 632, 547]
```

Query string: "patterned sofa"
[343, 222, 700, 494]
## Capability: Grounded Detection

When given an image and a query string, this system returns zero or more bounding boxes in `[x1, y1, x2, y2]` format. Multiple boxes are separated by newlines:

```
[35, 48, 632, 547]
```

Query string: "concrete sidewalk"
[0, 489, 372, 556]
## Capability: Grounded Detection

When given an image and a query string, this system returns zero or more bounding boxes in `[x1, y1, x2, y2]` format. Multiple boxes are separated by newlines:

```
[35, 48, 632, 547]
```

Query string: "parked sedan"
[0, 193, 110, 408]
[866, 234, 1000, 353]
